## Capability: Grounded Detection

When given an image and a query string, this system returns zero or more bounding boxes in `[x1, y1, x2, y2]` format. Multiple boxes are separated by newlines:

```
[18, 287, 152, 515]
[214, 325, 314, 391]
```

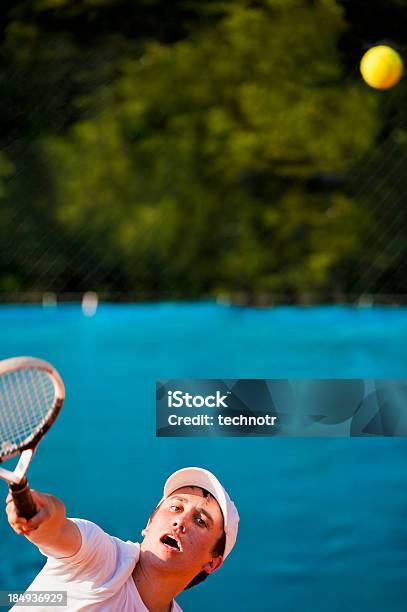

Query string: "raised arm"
[5, 489, 81, 558]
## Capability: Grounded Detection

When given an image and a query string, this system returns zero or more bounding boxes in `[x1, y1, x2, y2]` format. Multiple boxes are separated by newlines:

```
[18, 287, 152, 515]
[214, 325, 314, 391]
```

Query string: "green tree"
[39, 0, 378, 297]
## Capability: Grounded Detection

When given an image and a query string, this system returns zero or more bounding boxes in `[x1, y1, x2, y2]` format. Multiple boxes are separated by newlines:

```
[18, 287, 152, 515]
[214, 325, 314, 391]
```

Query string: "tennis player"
[6, 467, 239, 611]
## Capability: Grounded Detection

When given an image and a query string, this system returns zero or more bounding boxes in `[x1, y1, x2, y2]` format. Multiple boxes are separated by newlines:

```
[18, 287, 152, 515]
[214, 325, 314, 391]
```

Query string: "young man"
[6, 467, 239, 611]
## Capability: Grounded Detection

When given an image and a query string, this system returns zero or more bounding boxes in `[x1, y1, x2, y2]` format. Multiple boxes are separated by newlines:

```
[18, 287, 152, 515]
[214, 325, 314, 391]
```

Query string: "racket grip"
[9, 477, 37, 519]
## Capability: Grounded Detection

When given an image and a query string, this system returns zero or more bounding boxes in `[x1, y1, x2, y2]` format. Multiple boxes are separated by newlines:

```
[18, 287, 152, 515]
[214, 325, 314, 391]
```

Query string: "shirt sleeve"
[40, 518, 122, 585]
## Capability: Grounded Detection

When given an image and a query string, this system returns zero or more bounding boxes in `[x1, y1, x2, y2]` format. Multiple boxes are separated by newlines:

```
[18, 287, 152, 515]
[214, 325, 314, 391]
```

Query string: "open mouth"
[161, 534, 182, 552]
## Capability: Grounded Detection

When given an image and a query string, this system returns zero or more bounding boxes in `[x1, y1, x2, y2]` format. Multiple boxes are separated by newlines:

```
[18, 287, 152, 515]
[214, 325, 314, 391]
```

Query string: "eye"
[195, 516, 207, 527]
[170, 505, 181, 512]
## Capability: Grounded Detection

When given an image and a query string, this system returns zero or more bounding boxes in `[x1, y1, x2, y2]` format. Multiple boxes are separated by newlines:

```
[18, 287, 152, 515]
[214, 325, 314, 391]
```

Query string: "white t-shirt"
[12, 518, 183, 612]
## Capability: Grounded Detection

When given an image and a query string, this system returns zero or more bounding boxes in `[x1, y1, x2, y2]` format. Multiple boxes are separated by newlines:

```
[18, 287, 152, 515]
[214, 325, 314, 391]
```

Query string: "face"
[141, 486, 224, 580]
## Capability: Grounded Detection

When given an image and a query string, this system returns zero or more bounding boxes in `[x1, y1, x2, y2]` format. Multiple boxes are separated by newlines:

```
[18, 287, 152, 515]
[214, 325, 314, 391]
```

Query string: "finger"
[6, 505, 28, 523]
[5, 500, 16, 513]
[9, 516, 28, 526]
[5, 502, 27, 520]
[29, 490, 46, 509]
[26, 508, 50, 530]
[14, 526, 28, 535]
[8, 518, 27, 532]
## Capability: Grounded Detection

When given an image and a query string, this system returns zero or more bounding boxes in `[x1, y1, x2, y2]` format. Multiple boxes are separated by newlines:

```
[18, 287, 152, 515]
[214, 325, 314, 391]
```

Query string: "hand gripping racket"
[0, 357, 65, 519]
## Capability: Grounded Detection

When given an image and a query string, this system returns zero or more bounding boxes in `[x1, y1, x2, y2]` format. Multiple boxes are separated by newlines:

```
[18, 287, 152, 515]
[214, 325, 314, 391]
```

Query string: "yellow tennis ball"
[360, 45, 403, 90]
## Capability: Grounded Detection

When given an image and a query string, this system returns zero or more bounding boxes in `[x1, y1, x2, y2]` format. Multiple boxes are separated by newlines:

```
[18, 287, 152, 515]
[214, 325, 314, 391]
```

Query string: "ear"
[202, 555, 223, 575]
[141, 517, 152, 537]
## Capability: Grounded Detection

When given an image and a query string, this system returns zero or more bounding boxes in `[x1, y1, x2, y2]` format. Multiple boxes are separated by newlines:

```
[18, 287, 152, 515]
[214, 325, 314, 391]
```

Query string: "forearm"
[27, 517, 82, 558]
[7, 490, 82, 558]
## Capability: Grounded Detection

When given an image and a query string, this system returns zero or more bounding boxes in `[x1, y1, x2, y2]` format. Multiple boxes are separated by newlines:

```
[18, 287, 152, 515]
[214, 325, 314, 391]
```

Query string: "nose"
[172, 517, 186, 532]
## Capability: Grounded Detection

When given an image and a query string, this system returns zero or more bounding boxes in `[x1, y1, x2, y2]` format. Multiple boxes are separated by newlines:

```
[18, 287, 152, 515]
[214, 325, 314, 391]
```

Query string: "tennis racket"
[0, 357, 65, 519]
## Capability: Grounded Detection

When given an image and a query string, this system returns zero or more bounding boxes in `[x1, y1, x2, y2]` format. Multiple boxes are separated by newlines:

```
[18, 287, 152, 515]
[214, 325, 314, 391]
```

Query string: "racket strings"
[0, 369, 56, 457]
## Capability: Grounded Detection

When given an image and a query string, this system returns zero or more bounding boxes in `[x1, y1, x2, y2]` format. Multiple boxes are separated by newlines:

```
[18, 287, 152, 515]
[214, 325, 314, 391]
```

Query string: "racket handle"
[9, 477, 37, 519]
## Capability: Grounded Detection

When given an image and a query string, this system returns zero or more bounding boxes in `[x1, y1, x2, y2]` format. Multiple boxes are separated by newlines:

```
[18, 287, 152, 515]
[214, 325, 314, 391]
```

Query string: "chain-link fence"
[1, 2, 406, 304]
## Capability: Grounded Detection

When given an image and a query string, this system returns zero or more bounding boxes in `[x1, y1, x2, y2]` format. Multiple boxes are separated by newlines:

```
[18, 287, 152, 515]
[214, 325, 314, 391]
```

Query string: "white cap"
[163, 467, 239, 560]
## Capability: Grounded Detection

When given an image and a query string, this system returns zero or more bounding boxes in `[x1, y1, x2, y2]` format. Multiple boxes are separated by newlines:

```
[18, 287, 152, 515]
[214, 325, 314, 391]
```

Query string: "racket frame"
[0, 357, 65, 485]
